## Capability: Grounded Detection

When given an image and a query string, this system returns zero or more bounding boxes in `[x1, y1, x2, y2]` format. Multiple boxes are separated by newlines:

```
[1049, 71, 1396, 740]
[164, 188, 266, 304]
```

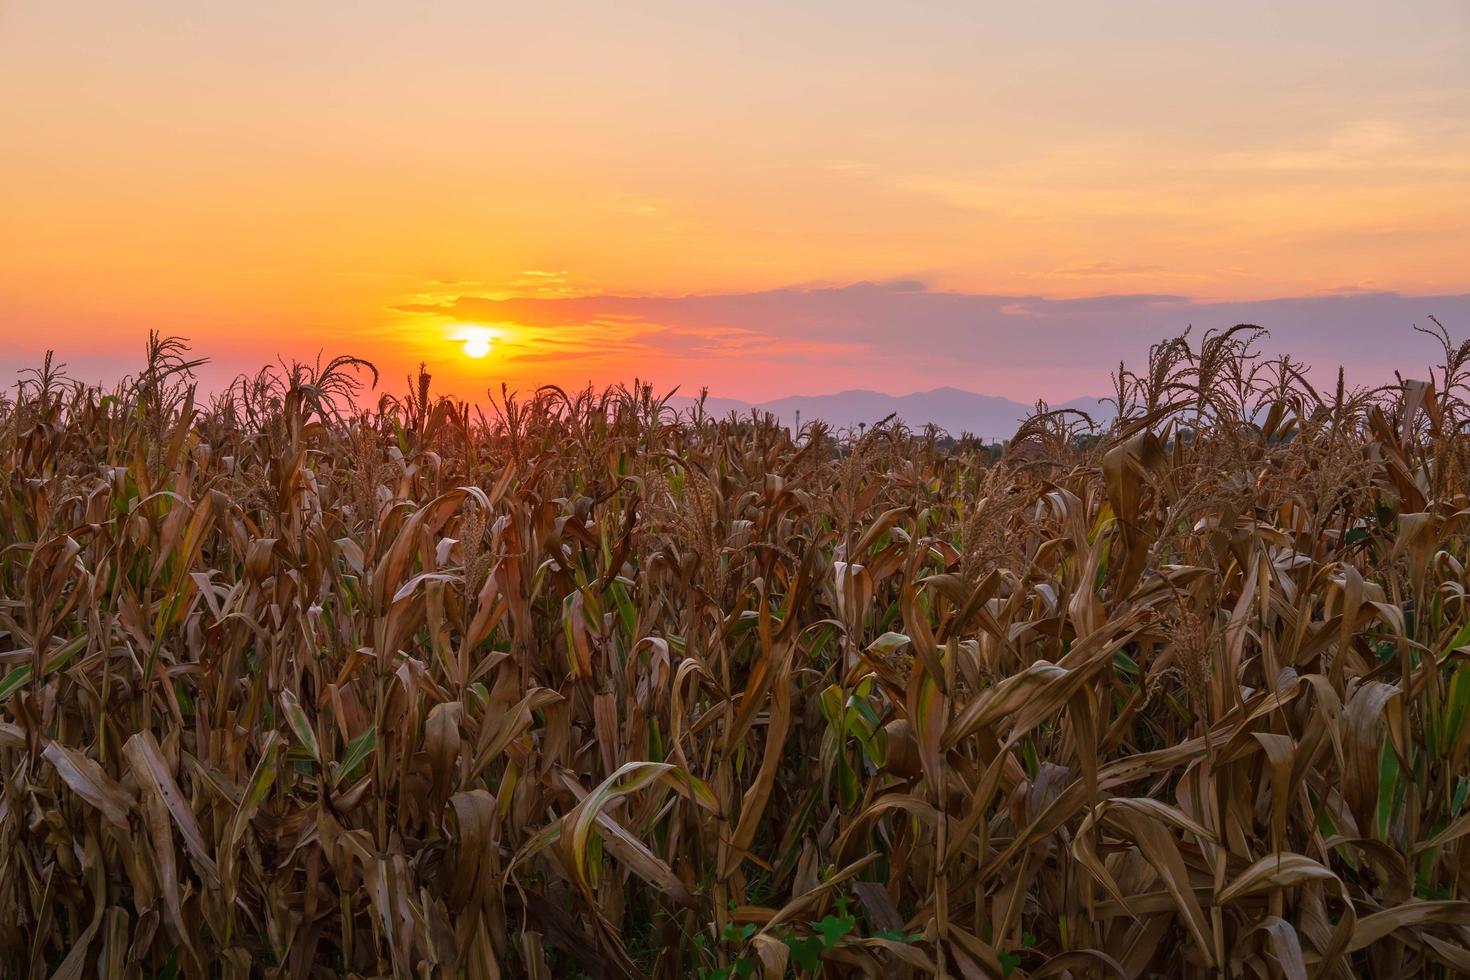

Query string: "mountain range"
[673, 386, 1113, 441]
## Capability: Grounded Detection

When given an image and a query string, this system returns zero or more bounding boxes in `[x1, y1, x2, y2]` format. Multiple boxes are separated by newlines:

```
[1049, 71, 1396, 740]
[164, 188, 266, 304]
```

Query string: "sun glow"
[452, 325, 497, 359]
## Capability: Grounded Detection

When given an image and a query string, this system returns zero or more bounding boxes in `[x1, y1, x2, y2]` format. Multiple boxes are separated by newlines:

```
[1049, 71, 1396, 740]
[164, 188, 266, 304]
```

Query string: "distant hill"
[672, 386, 1112, 441]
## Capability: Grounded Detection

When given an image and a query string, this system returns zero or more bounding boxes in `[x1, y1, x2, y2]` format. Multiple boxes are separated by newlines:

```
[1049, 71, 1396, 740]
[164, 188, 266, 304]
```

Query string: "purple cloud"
[397, 282, 1470, 398]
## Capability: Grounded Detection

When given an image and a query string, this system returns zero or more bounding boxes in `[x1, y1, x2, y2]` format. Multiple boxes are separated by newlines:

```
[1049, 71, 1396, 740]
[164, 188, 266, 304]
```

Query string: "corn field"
[8, 325, 1470, 978]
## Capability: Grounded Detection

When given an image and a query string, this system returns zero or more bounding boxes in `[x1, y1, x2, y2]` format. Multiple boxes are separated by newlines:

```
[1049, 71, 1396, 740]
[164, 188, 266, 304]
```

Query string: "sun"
[452, 325, 497, 359]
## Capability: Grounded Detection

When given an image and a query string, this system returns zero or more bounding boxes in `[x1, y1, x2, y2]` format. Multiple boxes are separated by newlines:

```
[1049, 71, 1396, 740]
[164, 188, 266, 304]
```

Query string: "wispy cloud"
[1052, 261, 1165, 279]
[393, 281, 1470, 401]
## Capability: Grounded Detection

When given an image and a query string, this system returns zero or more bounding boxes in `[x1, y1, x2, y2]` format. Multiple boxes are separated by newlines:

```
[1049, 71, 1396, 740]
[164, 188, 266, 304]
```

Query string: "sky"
[2, 1, 1468, 402]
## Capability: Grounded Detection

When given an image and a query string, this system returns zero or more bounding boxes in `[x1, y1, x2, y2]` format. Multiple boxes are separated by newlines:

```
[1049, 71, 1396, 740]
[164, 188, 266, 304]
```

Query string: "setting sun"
[453, 326, 496, 359]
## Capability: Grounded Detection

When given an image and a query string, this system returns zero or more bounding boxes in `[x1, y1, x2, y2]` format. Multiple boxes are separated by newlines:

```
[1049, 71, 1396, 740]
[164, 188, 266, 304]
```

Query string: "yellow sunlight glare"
[454, 326, 496, 359]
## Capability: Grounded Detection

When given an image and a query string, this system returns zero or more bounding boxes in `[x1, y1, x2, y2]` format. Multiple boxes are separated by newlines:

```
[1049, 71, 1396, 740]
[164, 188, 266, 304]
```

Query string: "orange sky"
[2, 2, 1468, 401]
